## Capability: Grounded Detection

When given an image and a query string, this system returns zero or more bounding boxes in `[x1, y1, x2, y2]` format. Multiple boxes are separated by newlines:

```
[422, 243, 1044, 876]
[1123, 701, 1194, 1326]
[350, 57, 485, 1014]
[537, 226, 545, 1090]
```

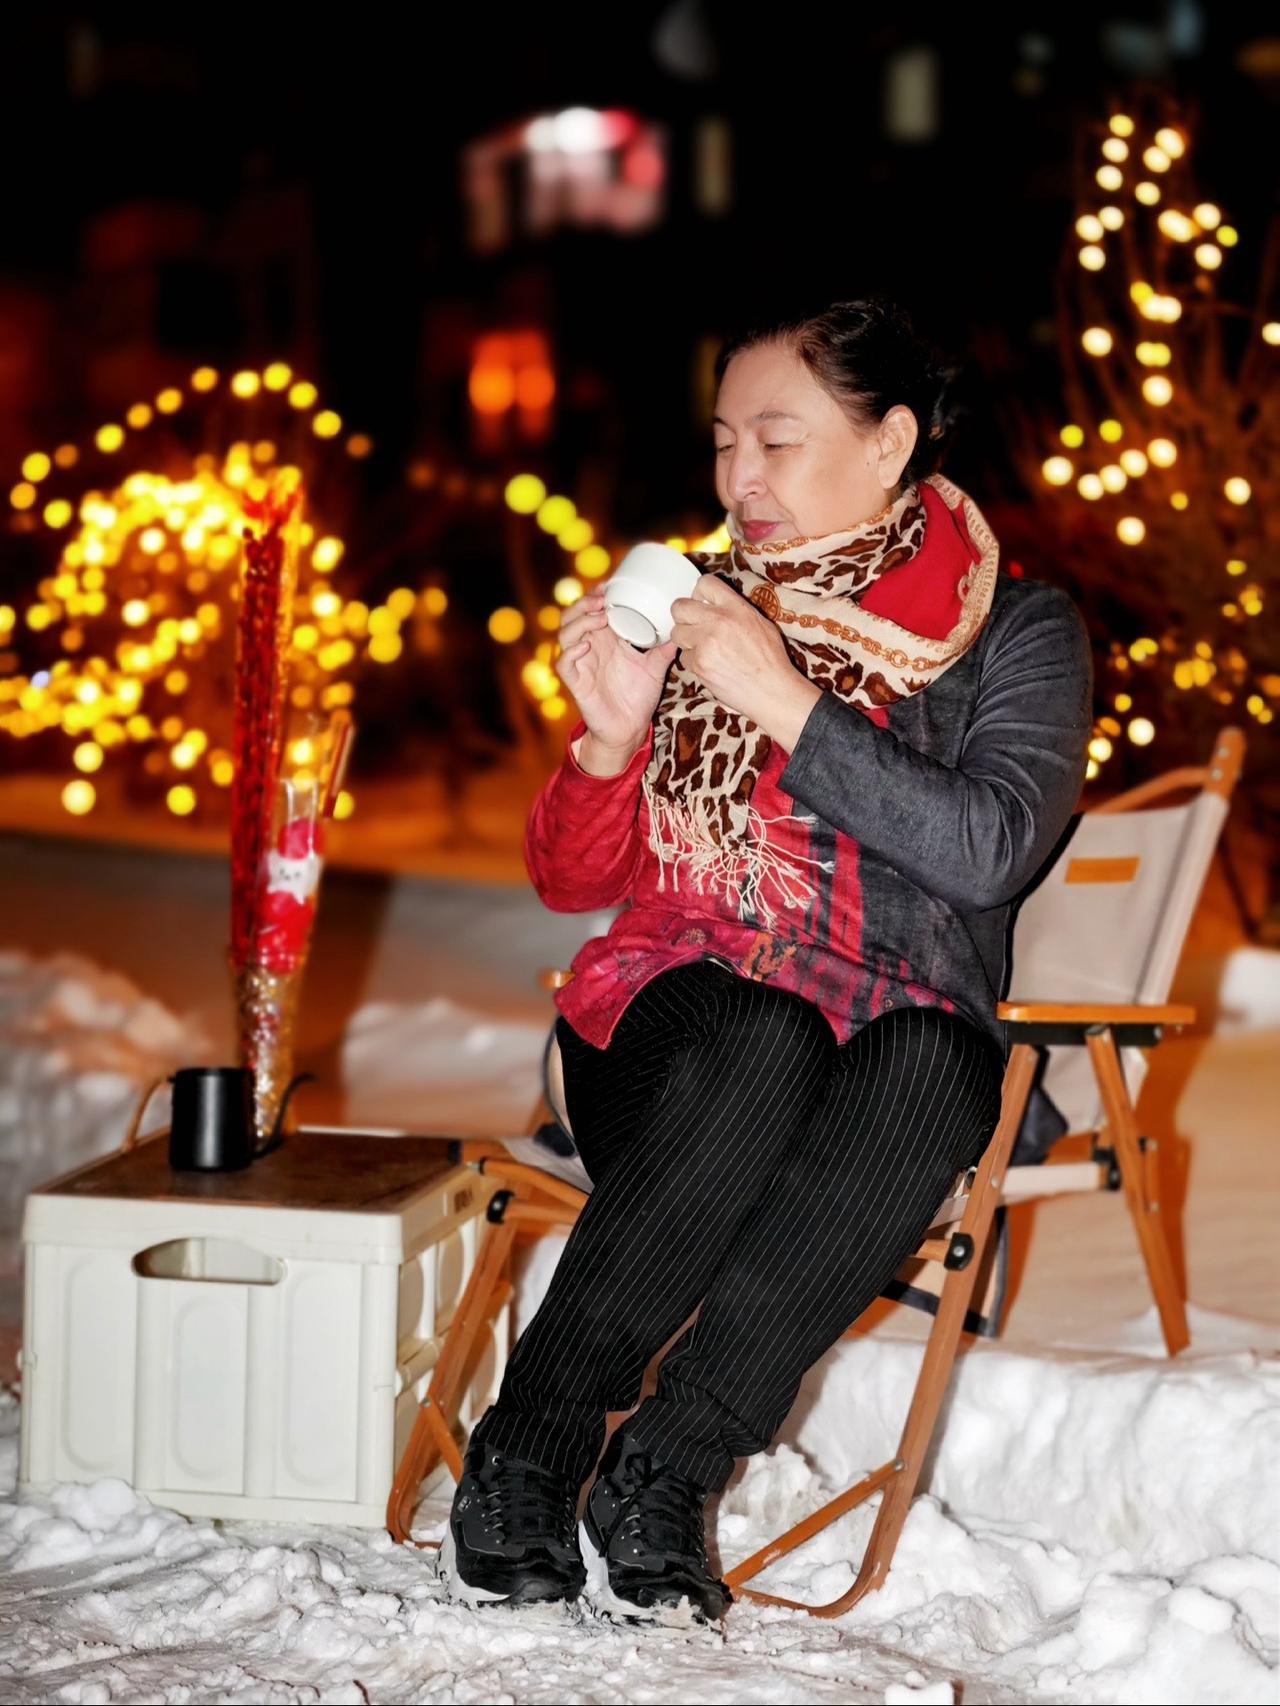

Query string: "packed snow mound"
[3, 1314, 1276, 1703]
[0, 950, 208, 1234]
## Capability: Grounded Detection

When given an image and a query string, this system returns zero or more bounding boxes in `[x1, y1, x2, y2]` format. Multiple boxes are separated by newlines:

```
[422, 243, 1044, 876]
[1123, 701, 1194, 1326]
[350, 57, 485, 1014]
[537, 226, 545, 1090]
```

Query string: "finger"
[558, 606, 610, 647]
[556, 649, 590, 690]
[560, 590, 606, 629]
[670, 595, 711, 623]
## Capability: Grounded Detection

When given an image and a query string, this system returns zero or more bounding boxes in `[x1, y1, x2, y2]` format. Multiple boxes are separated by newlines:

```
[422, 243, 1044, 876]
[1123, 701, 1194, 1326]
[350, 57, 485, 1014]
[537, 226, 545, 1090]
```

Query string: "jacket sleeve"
[524, 722, 655, 911]
[779, 585, 1093, 911]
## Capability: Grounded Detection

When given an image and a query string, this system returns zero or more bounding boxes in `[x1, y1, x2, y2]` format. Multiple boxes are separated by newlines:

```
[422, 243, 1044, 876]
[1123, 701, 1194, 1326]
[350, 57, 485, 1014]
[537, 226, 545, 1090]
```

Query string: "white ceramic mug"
[603, 543, 703, 649]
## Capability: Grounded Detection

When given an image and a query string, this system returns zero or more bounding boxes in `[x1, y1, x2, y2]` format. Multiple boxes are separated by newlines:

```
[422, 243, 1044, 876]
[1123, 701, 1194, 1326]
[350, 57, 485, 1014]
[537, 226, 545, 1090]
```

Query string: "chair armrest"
[996, 1001, 1195, 1048]
[996, 1002, 1195, 1026]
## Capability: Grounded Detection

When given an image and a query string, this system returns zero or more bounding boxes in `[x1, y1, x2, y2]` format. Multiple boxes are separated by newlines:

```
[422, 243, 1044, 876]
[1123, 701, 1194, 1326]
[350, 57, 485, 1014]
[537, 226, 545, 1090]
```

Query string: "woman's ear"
[876, 405, 919, 489]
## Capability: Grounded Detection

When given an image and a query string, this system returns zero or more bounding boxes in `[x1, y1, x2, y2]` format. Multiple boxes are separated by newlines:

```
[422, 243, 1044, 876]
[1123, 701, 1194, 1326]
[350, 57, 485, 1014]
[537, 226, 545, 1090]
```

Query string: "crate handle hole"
[132, 1237, 284, 1285]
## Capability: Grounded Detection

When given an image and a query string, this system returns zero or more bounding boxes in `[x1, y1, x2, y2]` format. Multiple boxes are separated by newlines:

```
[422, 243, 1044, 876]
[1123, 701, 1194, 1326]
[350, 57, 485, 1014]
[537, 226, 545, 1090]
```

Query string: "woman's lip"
[742, 520, 780, 540]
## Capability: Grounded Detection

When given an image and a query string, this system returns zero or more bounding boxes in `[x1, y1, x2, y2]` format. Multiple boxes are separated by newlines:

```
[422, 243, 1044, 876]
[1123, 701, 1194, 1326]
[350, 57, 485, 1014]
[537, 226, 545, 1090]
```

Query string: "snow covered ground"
[1, 830, 1277, 1703]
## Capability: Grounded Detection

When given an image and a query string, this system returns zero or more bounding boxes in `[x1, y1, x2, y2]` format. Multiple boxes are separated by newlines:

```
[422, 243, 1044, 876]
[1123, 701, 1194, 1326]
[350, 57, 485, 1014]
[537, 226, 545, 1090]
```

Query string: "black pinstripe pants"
[472, 959, 1003, 1492]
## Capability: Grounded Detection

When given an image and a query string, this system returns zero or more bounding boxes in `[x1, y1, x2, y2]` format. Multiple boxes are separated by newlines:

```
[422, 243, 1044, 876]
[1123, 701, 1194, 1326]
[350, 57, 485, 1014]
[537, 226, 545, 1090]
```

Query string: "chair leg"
[386, 1215, 517, 1543]
[1086, 1029, 1190, 1357]
[732, 1043, 1039, 1616]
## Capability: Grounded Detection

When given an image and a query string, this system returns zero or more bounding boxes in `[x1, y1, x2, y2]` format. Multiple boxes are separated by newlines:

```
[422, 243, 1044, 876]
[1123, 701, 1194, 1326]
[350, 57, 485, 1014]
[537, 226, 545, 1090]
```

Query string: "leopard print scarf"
[641, 473, 999, 927]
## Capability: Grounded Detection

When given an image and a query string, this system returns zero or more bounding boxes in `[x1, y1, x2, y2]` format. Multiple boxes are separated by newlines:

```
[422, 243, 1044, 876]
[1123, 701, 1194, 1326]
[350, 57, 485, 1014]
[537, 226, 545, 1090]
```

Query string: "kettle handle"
[254, 1071, 316, 1161]
[119, 1078, 171, 1154]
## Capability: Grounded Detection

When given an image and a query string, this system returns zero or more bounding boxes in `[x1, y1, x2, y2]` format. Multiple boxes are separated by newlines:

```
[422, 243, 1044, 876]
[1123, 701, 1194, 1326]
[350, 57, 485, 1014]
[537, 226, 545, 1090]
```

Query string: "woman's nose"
[724, 450, 766, 502]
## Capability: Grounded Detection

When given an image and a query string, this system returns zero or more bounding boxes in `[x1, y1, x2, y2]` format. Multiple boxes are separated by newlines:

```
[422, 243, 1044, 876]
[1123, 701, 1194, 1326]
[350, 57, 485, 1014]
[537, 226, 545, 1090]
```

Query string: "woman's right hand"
[556, 589, 678, 771]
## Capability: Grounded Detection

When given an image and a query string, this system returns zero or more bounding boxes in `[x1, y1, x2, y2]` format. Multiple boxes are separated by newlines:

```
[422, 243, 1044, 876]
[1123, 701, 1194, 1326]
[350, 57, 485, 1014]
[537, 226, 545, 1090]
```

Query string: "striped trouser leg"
[470, 960, 837, 1484]
[624, 1004, 1004, 1490]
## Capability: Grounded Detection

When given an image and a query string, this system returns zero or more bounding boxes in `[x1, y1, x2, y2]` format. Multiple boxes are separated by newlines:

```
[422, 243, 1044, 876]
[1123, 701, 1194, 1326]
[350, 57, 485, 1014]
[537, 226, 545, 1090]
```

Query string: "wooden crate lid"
[34, 1130, 461, 1214]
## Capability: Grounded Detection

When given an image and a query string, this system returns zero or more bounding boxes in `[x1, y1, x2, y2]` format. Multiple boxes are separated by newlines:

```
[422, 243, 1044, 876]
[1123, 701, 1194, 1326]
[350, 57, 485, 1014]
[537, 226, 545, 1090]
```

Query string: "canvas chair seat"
[387, 728, 1244, 1617]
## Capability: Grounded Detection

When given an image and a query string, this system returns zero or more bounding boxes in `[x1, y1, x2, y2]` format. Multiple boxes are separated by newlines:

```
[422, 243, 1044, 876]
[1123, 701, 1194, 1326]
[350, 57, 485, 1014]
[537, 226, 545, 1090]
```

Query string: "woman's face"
[713, 342, 918, 544]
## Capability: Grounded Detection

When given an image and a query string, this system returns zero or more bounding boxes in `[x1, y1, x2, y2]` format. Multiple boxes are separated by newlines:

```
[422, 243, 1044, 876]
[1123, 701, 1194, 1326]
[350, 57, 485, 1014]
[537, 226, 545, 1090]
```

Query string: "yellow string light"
[576, 546, 611, 579]
[537, 495, 577, 535]
[1157, 210, 1195, 243]
[62, 779, 96, 815]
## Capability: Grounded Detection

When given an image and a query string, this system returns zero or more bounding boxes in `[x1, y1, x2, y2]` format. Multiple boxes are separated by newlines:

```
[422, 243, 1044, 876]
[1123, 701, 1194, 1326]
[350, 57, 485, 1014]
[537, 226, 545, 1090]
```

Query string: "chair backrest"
[1006, 728, 1245, 1134]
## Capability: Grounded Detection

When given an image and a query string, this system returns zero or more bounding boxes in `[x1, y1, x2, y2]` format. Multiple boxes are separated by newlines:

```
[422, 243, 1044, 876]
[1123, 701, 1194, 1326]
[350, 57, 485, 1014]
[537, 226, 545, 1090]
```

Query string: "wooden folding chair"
[994, 724, 1245, 1357]
[388, 727, 1244, 1615]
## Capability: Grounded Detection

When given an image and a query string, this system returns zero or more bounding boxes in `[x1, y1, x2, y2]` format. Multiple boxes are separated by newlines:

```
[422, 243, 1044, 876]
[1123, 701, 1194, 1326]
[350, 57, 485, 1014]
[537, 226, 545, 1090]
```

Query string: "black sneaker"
[582, 1431, 731, 1624]
[440, 1441, 585, 1608]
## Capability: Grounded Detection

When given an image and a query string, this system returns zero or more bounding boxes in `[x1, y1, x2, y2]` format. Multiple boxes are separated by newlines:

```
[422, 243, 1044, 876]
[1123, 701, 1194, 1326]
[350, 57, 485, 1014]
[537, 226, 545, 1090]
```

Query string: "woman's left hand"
[670, 576, 822, 746]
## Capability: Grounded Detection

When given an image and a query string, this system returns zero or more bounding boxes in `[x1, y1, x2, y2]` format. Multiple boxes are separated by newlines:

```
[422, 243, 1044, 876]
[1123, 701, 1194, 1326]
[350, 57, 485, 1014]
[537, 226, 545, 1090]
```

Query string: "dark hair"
[714, 299, 958, 484]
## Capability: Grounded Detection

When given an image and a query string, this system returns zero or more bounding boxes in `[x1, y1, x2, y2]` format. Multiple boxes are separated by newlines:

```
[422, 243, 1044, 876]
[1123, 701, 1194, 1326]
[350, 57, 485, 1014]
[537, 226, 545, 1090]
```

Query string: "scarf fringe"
[641, 776, 835, 931]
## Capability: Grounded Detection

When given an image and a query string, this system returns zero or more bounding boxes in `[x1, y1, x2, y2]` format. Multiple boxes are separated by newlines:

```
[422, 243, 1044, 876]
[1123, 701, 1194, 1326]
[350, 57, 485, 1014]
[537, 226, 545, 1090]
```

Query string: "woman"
[443, 300, 1092, 1620]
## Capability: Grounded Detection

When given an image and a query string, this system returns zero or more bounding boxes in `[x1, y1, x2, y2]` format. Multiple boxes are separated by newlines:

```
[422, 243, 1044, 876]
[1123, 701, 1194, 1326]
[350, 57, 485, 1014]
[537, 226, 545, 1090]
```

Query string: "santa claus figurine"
[257, 814, 325, 973]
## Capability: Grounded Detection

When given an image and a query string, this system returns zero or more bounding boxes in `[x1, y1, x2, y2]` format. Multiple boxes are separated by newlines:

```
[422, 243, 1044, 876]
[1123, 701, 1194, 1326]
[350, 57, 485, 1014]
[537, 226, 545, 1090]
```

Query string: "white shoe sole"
[437, 1527, 509, 1606]
[579, 1520, 702, 1627]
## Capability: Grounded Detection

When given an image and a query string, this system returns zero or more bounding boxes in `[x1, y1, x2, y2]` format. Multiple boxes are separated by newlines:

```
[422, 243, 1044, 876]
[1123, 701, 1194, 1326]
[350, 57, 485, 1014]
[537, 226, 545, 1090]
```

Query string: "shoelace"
[618, 1466, 708, 1564]
[477, 1457, 576, 1547]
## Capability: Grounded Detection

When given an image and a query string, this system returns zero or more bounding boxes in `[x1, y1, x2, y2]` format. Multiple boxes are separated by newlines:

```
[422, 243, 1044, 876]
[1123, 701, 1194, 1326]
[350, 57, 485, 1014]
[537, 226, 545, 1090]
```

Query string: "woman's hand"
[670, 576, 822, 748]
[556, 590, 678, 774]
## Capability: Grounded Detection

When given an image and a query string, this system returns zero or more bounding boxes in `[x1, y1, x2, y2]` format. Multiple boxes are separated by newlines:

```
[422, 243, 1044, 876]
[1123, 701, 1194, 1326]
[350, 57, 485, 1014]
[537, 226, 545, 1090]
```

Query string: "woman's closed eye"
[714, 443, 797, 455]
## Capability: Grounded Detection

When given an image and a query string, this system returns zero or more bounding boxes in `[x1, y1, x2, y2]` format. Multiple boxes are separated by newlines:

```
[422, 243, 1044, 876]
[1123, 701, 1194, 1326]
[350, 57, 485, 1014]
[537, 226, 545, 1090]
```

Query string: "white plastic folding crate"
[20, 1130, 505, 1526]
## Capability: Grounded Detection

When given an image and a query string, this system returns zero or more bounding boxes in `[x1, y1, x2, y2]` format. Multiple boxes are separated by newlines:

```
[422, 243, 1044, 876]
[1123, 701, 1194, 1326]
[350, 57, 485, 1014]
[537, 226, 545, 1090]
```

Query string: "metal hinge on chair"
[486, 1189, 514, 1224]
[1089, 1141, 1123, 1190]
[943, 1232, 974, 1270]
